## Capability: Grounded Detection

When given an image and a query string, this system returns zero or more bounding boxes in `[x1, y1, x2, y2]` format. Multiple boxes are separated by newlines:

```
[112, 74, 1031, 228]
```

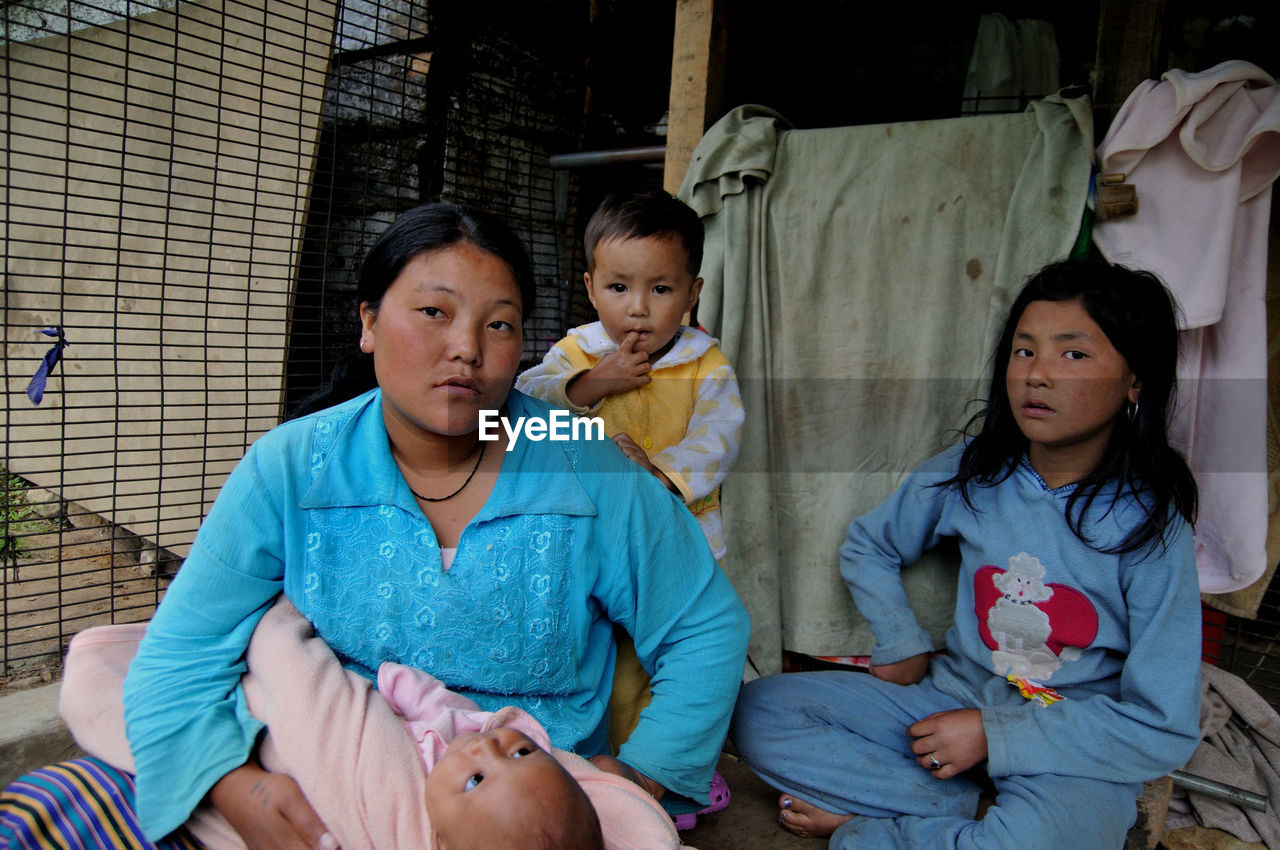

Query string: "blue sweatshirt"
[840, 444, 1201, 785]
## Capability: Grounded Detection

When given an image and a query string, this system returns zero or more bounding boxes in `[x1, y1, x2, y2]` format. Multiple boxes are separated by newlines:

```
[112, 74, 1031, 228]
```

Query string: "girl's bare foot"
[777, 794, 854, 838]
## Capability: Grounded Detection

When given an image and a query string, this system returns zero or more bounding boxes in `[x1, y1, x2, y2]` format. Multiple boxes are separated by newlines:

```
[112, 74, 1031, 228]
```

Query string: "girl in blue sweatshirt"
[731, 260, 1201, 849]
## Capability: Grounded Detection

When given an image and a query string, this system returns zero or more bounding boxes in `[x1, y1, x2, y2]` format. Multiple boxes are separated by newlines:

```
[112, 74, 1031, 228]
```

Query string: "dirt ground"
[681, 752, 812, 850]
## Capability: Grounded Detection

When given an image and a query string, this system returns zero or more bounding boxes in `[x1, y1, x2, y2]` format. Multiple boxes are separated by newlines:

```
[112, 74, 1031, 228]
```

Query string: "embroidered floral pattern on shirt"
[298, 403, 581, 746]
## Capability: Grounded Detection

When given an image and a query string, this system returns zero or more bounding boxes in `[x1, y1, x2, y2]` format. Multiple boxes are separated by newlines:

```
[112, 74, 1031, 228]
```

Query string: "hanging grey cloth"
[677, 96, 1094, 674]
[1166, 662, 1280, 846]
[962, 13, 1060, 114]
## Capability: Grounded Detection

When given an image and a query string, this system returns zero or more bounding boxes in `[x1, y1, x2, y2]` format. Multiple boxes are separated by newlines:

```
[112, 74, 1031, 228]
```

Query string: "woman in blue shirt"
[6, 204, 749, 850]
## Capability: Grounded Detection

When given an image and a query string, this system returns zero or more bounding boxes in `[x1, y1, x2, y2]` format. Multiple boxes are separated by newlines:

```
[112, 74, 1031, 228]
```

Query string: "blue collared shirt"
[124, 388, 750, 838]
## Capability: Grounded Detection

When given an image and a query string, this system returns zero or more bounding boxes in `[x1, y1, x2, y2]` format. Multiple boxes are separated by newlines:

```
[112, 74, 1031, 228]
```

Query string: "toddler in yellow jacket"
[517, 192, 744, 808]
[517, 190, 744, 559]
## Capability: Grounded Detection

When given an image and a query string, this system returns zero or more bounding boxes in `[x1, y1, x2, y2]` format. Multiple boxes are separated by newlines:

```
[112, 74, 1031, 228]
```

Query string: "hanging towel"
[1094, 60, 1280, 598]
[679, 97, 1094, 673]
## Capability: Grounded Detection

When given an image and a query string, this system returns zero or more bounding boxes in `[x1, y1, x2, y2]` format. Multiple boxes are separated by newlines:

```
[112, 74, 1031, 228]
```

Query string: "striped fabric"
[0, 759, 202, 850]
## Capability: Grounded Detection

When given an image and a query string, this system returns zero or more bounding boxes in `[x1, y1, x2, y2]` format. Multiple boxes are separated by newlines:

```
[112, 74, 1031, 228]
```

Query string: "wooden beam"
[663, 0, 726, 194]
[1093, 0, 1165, 136]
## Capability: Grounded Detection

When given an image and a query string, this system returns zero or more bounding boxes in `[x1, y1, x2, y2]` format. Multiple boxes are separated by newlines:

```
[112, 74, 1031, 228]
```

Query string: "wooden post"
[1124, 776, 1173, 850]
[1093, 0, 1165, 136]
[663, 0, 726, 194]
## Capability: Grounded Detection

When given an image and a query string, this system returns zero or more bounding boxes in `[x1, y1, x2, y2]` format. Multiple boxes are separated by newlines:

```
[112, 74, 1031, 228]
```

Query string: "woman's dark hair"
[287, 203, 534, 419]
[357, 203, 535, 314]
[945, 259, 1197, 555]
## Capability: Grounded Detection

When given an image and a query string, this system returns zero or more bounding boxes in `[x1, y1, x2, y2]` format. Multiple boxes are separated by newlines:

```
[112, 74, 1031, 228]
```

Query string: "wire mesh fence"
[1, 0, 338, 689]
[0, 0, 597, 690]
[1205, 592, 1280, 712]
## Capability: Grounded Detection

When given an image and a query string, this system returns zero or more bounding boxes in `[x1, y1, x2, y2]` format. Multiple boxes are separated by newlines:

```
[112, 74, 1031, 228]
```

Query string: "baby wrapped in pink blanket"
[58, 597, 690, 850]
[378, 660, 601, 848]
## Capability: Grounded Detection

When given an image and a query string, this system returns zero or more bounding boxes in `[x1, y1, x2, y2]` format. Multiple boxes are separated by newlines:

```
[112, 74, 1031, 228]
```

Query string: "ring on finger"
[927, 753, 941, 770]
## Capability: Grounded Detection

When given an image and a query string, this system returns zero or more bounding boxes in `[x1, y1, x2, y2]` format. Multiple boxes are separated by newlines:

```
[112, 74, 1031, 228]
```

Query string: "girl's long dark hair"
[944, 259, 1197, 555]
[287, 203, 534, 420]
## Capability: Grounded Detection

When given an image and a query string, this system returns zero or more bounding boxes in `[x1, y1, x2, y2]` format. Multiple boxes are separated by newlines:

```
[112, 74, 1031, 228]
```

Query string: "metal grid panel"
[1, 0, 338, 687]
[1, 0, 596, 689]
[435, 16, 589, 368]
[281, 0, 436, 414]
[282, 2, 593, 414]
[1206, 591, 1280, 711]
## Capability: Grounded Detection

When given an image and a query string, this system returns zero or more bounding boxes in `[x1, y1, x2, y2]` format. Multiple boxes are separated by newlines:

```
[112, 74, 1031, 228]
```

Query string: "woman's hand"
[612, 433, 681, 494]
[589, 754, 667, 801]
[907, 708, 988, 779]
[869, 651, 930, 685]
[209, 761, 338, 850]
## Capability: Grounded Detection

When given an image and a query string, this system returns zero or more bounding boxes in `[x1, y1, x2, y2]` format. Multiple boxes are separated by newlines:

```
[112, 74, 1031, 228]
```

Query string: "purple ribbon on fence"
[26, 326, 68, 405]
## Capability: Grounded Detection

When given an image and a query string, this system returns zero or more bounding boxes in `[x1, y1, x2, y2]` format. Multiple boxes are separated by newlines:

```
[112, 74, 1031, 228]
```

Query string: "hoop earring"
[1126, 400, 1140, 423]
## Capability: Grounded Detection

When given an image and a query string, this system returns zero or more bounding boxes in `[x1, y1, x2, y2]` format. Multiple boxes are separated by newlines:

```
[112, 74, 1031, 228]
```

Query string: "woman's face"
[360, 242, 524, 440]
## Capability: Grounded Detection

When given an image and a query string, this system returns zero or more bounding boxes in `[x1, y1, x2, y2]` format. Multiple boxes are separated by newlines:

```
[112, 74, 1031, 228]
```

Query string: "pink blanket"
[1094, 60, 1280, 596]
[58, 597, 689, 850]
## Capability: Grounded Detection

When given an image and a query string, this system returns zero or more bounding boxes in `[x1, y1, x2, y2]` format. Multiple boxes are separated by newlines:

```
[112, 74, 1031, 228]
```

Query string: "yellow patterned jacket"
[517, 323, 744, 559]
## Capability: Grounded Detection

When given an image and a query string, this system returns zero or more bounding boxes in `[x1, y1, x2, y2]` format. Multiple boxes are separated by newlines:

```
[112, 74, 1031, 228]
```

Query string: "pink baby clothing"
[375, 661, 551, 770]
[58, 598, 692, 850]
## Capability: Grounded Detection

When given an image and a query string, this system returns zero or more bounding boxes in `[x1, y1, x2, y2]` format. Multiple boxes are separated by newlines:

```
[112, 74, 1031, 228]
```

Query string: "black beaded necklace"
[408, 441, 487, 502]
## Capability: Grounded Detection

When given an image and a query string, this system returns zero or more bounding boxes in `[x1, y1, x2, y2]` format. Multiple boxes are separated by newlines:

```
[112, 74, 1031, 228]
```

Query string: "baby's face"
[585, 234, 702, 363]
[425, 726, 580, 849]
